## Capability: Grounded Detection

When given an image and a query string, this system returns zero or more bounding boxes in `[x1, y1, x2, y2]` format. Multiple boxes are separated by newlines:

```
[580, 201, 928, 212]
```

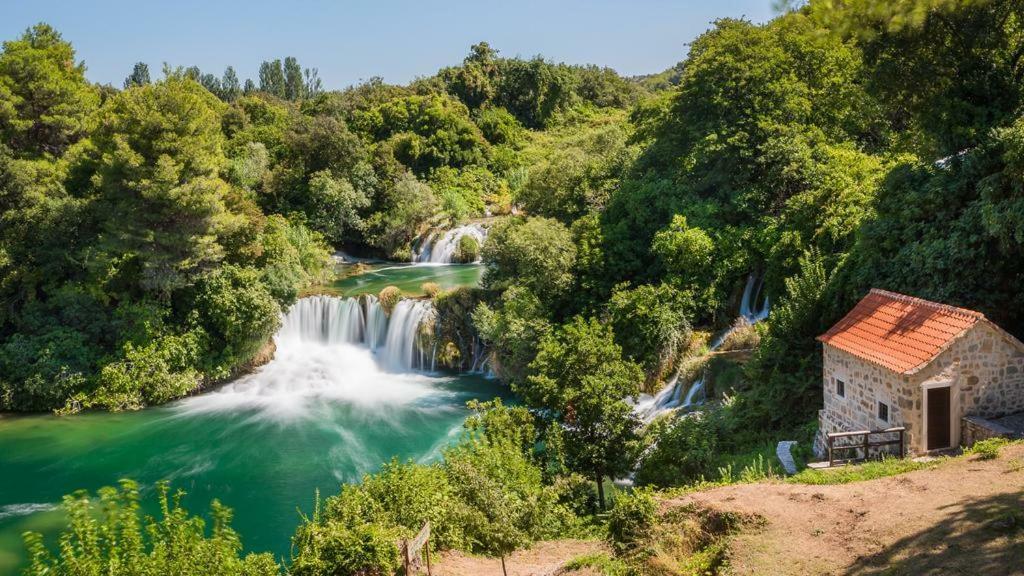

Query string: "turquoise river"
[0, 262, 500, 572]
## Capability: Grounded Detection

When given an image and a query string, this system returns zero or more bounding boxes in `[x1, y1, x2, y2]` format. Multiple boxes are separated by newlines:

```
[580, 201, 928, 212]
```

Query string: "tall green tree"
[284, 56, 305, 100]
[221, 66, 241, 101]
[258, 59, 285, 98]
[76, 77, 233, 295]
[526, 316, 642, 508]
[0, 23, 100, 157]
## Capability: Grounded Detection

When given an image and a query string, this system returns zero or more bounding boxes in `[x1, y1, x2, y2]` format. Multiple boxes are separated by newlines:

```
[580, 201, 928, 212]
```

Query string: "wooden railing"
[827, 427, 905, 467]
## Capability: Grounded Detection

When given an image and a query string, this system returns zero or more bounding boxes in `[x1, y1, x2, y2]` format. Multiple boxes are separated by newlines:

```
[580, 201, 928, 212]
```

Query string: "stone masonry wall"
[817, 344, 915, 455]
[919, 322, 1024, 419]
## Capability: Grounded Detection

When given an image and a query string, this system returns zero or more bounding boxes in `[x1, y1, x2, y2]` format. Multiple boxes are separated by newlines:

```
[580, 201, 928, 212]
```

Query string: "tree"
[284, 56, 304, 100]
[607, 282, 692, 379]
[124, 61, 151, 88]
[0, 23, 100, 156]
[481, 217, 577, 304]
[304, 67, 323, 98]
[221, 66, 241, 101]
[77, 77, 233, 295]
[258, 59, 285, 97]
[526, 316, 642, 508]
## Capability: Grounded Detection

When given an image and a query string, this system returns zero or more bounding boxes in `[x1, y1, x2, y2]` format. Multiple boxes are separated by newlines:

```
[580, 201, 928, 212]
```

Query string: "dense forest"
[4, 0, 1024, 574]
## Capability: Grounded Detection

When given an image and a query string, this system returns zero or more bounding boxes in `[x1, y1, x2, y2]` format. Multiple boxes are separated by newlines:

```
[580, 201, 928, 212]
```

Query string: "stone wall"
[816, 344, 916, 455]
[961, 415, 1021, 447]
[920, 322, 1024, 419]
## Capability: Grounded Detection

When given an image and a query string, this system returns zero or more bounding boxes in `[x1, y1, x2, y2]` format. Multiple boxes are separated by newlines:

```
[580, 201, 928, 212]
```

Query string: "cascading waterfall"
[179, 294, 442, 418]
[413, 224, 487, 264]
[379, 299, 436, 372]
[634, 272, 771, 423]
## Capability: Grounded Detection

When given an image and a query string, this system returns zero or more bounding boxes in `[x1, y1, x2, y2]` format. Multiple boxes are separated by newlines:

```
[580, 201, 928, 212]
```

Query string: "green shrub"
[87, 330, 206, 411]
[22, 480, 280, 576]
[967, 437, 1011, 460]
[454, 234, 481, 263]
[378, 286, 402, 315]
[607, 488, 657, 551]
[635, 412, 719, 487]
[563, 553, 631, 576]
[192, 265, 282, 373]
[291, 518, 401, 576]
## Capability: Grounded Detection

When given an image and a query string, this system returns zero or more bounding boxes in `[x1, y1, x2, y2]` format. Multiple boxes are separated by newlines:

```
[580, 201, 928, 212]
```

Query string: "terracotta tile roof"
[817, 289, 985, 374]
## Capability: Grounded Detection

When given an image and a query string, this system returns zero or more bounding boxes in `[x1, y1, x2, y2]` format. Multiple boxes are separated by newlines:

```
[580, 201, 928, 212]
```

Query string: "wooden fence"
[826, 426, 905, 467]
[401, 521, 432, 576]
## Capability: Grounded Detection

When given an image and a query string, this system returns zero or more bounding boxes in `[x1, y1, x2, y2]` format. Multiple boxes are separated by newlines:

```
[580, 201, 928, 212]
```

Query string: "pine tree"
[123, 62, 151, 88]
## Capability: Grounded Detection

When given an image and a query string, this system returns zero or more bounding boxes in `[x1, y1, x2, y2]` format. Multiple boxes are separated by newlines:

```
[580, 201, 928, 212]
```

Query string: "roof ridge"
[868, 288, 985, 321]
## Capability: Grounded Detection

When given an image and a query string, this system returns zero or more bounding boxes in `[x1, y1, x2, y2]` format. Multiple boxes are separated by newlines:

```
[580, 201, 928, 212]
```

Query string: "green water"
[328, 263, 484, 297]
[0, 263, 498, 572]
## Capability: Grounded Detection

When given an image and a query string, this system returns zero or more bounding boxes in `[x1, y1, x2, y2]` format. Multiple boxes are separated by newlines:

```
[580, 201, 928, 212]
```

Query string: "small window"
[878, 401, 889, 423]
[835, 378, 845, 398]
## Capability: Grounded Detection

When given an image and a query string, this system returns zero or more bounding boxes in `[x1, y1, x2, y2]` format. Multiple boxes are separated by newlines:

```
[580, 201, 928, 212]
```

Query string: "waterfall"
[363, 295, 388, 351]
[380, 299, 436, 372]
[413, 224, 487, 264]
[634, 272, 771, 423]
[179, 295, 441, 418]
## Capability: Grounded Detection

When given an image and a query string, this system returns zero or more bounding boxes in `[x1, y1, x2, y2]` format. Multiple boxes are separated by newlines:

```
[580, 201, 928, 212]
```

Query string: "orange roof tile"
[817, 289, 984, 374]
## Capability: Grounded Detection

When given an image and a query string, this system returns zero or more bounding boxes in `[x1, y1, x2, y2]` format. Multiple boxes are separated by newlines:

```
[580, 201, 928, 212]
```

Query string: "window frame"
[877, 400, 889, 423]
[835, 378, 845, 398]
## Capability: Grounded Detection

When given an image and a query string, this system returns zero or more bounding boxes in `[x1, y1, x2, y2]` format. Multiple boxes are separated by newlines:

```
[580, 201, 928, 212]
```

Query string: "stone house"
[814, 289, 1024, 456]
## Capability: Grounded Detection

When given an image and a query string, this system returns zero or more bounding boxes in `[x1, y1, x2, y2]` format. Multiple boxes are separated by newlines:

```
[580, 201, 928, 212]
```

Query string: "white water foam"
[178, 295, 443, 420]
[0, 502, 57, 520]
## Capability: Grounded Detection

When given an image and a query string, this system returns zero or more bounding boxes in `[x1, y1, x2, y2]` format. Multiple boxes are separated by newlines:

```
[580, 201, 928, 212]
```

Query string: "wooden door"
[927, 386, 952, 450]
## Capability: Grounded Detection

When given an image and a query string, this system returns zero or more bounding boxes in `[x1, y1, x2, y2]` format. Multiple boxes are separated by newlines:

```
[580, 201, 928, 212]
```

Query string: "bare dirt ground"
[670, 444, 1024, 575]
[434, 538, 606, 576]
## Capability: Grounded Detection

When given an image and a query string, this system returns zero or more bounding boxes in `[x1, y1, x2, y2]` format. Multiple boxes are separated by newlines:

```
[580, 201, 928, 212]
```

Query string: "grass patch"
[789, 456, 938, 485]
[563, 553, 630, 576]
[965, 437, 1011, 460]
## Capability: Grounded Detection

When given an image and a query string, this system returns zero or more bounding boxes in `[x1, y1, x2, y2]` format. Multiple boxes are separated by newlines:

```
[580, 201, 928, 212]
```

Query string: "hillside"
[670, 446, 1024, 575]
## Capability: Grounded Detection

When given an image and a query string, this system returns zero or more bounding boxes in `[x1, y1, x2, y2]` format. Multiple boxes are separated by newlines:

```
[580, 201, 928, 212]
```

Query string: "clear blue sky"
[2, 1, 776, 89]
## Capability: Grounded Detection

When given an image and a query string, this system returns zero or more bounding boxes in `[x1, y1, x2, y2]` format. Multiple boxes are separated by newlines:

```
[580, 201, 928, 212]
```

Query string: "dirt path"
[433, 539, 605, 576]
[669, 444, 1024, 575]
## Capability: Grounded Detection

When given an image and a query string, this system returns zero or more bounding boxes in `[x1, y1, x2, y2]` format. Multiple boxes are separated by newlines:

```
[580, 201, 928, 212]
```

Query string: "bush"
[22, 480, 280, 576]
[291, 518, 401, 576]
[421, 282, 441, 298]
[378, 286, 402, 315]
[191, 265, 281, 373]
[87, 330, 206, 411]
[453, 234, 481, 263]
[635, 412, 719, 488]
[607, 488, 657, 551]
[967, 437, 1011, 460]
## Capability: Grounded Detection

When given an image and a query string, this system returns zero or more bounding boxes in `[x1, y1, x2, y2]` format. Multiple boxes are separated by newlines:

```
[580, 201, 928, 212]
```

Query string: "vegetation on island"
[6, 0, 1024, 574]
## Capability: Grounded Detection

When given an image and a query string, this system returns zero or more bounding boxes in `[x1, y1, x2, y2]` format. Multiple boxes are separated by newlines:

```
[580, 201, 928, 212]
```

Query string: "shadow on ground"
[844, 490, 1024, 576]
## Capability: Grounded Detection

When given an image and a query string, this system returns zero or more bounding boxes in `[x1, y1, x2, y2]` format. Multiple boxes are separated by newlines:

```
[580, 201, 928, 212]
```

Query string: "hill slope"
[670, 446, 1024, 575]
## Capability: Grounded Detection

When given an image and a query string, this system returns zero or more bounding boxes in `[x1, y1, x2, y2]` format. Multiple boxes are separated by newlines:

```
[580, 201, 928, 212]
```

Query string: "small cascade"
[738, 273, 770, 324]
[635, 272, 771, 423]
[278, 295, 365, 346]
[363, 295, 388, 351]
[380, 299, 437, 372]
[413, 224, 487, 264]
